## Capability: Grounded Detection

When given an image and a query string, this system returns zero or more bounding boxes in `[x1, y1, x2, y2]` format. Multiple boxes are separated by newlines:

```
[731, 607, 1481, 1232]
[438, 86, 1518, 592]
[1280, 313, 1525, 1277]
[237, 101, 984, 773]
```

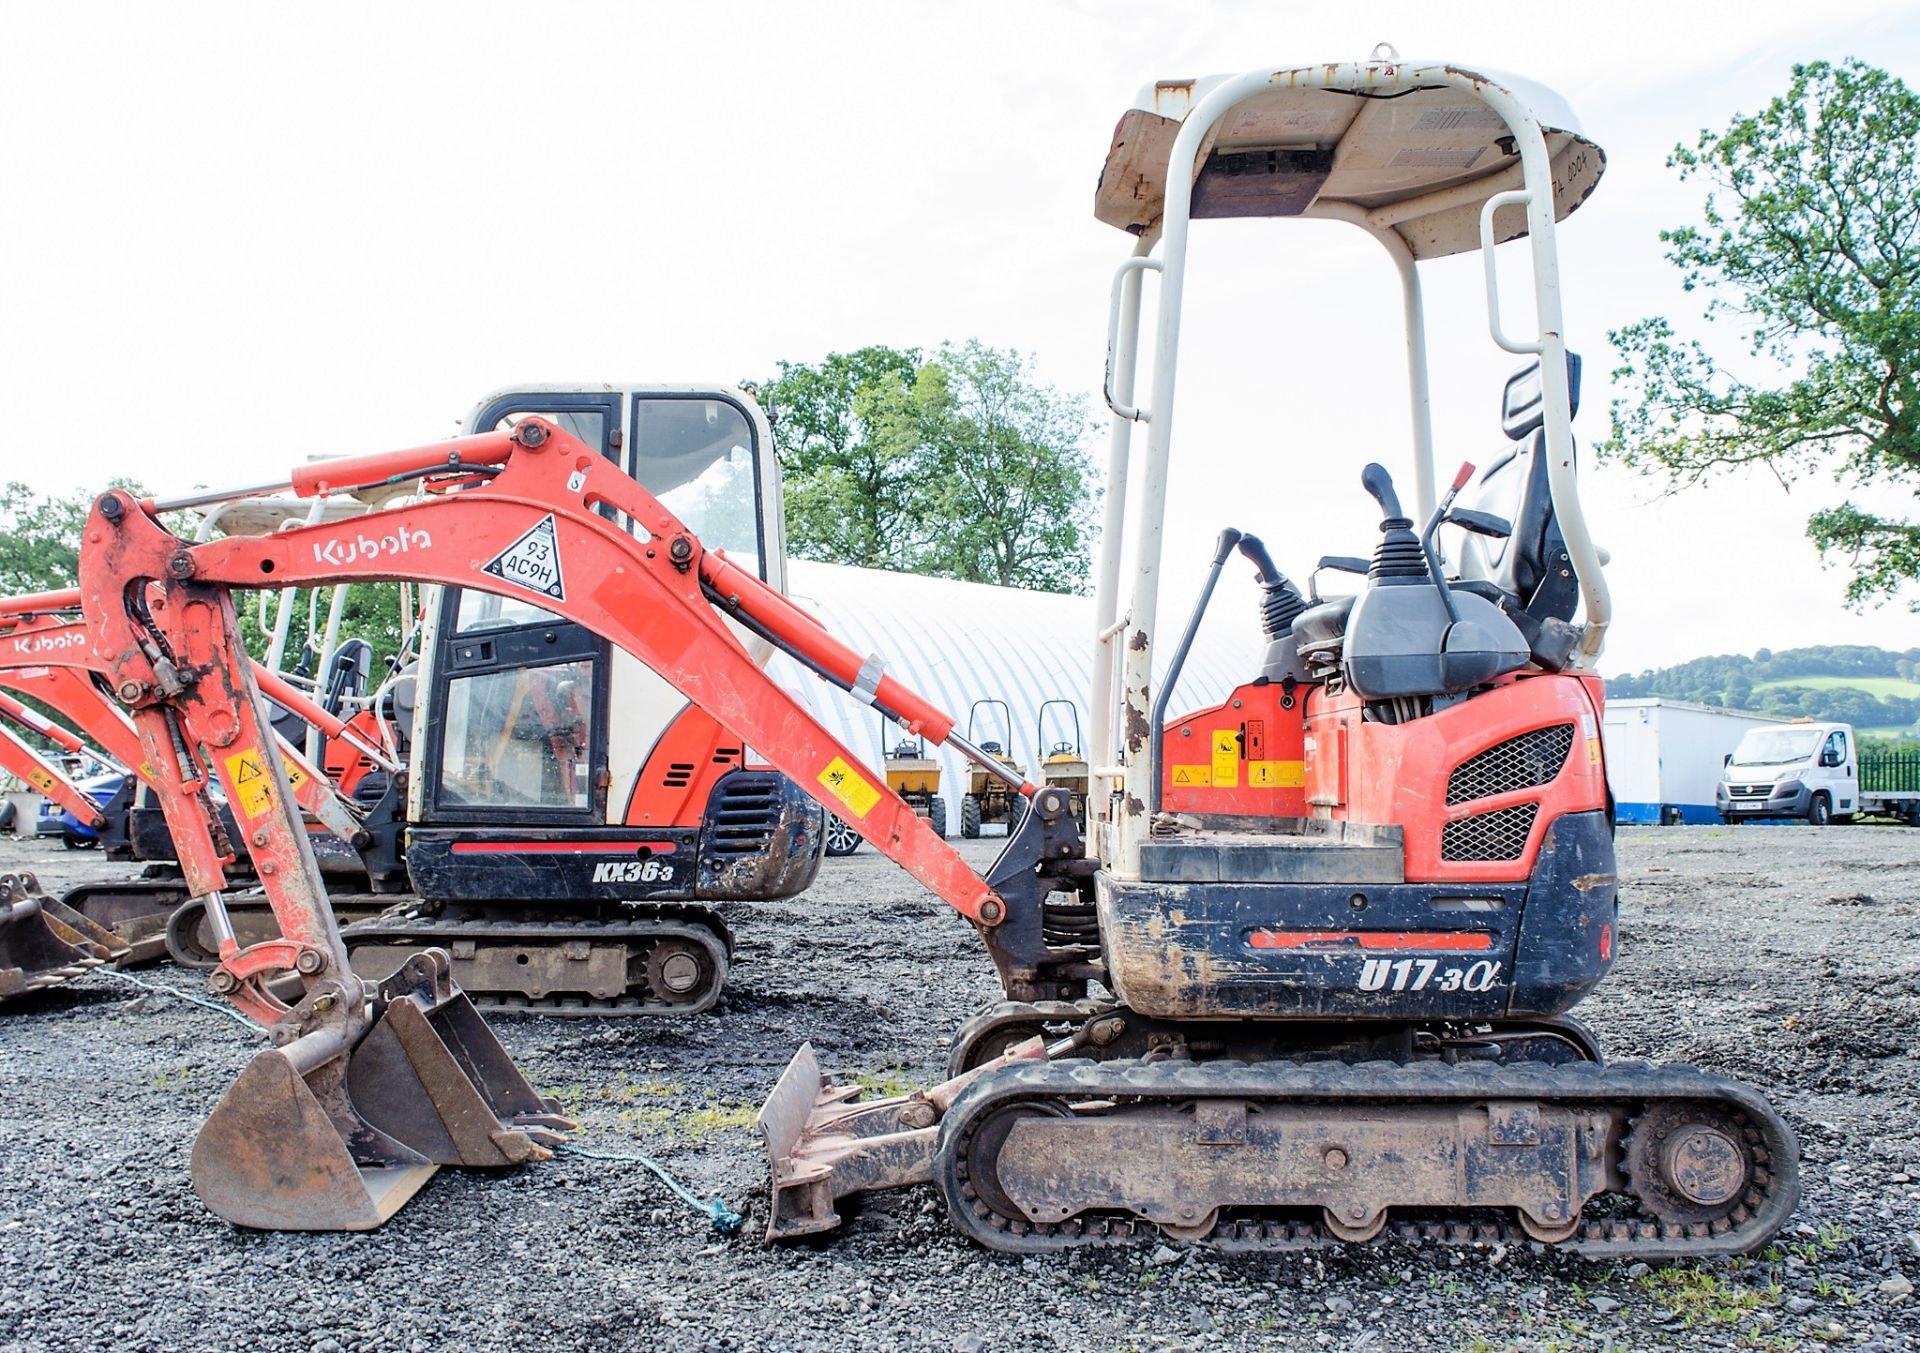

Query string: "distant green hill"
[1752, 674, 1920, 699]
[1607, 644, 1920, 741]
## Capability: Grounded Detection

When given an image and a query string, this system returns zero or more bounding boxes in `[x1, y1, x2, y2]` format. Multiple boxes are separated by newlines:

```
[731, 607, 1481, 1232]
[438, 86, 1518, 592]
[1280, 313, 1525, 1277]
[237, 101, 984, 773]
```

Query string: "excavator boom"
[58, 421, 1018, 930]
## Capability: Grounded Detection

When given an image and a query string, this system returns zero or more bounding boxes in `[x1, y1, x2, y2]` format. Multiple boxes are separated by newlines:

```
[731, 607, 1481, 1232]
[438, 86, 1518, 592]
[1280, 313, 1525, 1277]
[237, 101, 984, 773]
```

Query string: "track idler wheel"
[1622, 1102, 1760, 1231]
[189, 948, 573, 1231]
[644, 933, 726, 1010]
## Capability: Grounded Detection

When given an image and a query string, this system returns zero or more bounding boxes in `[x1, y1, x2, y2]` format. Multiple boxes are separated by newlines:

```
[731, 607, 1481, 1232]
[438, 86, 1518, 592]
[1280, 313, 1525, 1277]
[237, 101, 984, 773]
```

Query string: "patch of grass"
[1753, 675, 1920, 698]
[545, 1073, 754, 1140]
[843, 1064, 921, 1098]
[149, 1064, 192, 1090]
[1636, 1267, 1772, 1329]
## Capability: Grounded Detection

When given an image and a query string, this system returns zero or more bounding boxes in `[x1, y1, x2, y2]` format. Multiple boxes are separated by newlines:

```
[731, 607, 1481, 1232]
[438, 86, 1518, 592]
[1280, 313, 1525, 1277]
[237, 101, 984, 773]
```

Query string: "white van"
[1716, 721, 1857, 825]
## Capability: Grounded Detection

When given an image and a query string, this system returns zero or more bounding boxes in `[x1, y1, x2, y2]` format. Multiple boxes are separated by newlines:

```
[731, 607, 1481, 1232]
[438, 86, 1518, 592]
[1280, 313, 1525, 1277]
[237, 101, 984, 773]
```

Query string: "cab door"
[1823, 727, 1858, 814]
[416, 393, 618, 827]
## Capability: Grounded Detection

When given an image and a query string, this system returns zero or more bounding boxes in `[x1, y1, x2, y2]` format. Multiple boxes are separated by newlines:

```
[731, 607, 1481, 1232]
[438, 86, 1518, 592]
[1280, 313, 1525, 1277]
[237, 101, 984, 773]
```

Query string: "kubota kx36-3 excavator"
[10, 52, 1796, 1252]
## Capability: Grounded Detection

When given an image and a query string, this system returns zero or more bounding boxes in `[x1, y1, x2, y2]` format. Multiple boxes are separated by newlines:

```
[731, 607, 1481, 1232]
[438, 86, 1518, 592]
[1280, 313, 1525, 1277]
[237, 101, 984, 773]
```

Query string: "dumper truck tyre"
[1807, 793, 1831, 827]
[961, 795, 982, 839]
[928, 797, 948, 839]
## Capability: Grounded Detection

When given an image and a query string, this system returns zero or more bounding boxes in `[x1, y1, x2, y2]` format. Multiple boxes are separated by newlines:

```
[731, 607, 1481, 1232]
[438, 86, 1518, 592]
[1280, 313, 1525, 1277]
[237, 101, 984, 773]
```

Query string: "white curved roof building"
[767, 560, 1264, 819]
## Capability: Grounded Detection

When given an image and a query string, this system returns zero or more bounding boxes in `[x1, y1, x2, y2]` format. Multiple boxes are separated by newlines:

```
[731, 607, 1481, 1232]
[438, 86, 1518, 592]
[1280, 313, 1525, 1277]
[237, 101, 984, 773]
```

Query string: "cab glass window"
[453, 588, 560, 634]
[631, 398, 762, 576]
[436, 660, 593, 810]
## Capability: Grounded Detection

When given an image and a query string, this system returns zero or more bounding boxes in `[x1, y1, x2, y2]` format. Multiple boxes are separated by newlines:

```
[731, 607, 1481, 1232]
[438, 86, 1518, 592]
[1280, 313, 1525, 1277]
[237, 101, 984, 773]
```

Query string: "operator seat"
[1450, 354, 1582, 629]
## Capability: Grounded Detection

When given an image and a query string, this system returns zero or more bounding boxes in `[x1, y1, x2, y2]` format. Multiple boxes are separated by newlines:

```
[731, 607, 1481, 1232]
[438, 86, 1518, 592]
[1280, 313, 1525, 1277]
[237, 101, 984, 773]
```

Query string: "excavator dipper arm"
[0, 701, 110, 829]
[55, 513, 568, 1231]
[0, 610, 372, 850]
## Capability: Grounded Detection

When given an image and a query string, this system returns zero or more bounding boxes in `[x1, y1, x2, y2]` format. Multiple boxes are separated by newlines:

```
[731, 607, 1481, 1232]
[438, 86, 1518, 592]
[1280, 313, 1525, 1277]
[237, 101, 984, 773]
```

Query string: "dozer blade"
[0, 872, 131, 1001]
[758, 1038, 1043, 1241]
[191, 948, 573, 1231]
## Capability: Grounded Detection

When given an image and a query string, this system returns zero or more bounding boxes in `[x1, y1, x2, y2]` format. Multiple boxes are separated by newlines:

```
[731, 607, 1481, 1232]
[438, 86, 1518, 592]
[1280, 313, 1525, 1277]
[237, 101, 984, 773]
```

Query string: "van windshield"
[1730, 727, 1824, 767]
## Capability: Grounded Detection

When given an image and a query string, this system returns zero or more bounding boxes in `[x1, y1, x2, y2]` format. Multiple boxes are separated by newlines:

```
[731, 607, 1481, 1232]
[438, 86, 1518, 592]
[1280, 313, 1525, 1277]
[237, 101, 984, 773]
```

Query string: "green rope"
[554, 1142, 744, 1235]
[94, 967, 265, 1033]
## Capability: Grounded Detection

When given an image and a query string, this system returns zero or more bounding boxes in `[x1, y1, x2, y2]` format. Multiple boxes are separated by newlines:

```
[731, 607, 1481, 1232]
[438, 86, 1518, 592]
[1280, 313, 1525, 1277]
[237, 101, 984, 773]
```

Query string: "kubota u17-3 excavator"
[11, 51, 1796, 1252]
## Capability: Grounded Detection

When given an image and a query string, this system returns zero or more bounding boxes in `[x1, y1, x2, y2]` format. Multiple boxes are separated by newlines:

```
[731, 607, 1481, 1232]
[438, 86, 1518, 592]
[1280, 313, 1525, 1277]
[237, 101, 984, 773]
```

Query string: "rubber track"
[342, 906, 729, 1016]
[938, 1056, 1799, 1260]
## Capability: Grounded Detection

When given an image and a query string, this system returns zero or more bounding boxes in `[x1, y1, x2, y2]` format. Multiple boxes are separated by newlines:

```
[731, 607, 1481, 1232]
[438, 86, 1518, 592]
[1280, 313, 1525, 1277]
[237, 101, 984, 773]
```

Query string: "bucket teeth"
[0, 876, 130, 1001]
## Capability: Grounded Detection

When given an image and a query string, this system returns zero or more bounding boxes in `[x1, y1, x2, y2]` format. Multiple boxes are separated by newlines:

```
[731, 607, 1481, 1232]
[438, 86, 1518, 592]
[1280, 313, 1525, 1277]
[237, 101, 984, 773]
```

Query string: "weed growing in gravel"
[1636, 1267, 1771, 1329]
[842, 1064, 920, 1098]
[541, 1073, 756, 1140]
[148, 1064, 191, 1089]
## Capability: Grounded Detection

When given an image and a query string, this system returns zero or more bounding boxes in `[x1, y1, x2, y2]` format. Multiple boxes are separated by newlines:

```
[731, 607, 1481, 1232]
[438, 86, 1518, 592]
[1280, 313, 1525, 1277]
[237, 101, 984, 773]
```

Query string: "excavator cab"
[378, 386, 825, 1012]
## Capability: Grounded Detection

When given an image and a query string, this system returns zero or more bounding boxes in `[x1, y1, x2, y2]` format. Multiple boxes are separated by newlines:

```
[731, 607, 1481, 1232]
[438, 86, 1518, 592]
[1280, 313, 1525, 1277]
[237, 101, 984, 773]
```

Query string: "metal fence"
[1861, 750, 1920, 794]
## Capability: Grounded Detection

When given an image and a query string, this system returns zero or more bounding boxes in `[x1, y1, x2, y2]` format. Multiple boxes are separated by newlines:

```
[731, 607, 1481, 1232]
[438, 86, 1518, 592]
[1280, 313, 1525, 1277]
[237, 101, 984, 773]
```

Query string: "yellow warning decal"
[27, 768, 57, 794]
[1248, 760, 1306, 788]
[818, 756, 881, 818]
[139, 761, 155, 785]
[282, 758, 309, 794]
[1211, 730, 1240, 788]
[1170, 764, 1211, 787]
[223, 749, 275, 819]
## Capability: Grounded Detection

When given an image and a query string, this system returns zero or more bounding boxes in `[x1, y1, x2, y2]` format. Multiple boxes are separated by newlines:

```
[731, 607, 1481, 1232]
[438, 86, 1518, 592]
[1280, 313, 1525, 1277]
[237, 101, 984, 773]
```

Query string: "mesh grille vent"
[707, 772, 783, 857]
[1447, 724, 1576, 806]
[1441, 803, 1539, 862]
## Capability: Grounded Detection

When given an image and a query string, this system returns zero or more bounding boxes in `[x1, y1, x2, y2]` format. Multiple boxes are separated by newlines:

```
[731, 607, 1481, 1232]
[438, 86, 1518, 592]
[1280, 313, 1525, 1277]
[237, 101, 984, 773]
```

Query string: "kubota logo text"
[311, 526, 433, 568]
[10, 630, 86, 656]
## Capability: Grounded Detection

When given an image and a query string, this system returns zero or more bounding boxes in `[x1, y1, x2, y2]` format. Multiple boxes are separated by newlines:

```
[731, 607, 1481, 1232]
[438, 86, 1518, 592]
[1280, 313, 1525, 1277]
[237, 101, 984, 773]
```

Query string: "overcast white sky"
[3, 1, 1917, 674]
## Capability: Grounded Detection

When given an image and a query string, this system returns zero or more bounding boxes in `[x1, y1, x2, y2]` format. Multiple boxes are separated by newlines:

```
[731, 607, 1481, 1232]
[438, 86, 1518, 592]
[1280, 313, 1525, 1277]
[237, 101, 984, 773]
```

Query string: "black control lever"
[1360, 462, 1404, 522]
[1447, 507, 1513, 538]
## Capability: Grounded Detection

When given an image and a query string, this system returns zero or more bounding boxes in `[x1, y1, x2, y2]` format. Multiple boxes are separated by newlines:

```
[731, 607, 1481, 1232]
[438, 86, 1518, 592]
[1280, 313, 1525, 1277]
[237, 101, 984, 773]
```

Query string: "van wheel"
[1807, 793, 1832, 827]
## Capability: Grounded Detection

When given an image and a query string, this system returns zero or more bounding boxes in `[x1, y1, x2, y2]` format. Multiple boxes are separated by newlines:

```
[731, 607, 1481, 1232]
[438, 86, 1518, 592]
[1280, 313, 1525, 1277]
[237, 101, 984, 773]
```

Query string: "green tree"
[0, 481, 123, 595]
[754, 346, 925, 571]
[1603, 60, 1920, 606]
[756, 341, 1098, 592]
[901, 341, 1098, 592]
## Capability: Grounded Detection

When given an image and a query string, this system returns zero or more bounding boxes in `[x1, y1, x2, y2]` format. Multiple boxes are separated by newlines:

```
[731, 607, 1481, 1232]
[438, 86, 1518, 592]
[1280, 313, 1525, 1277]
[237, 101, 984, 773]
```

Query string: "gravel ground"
[2, 824, 1918, 1352]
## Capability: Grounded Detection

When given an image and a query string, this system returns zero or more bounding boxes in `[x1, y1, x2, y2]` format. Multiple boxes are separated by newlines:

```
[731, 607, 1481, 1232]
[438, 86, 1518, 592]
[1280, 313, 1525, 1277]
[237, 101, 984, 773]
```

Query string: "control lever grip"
[1360, 463, 1403, 521]
[1447, 508, 1513, 539]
